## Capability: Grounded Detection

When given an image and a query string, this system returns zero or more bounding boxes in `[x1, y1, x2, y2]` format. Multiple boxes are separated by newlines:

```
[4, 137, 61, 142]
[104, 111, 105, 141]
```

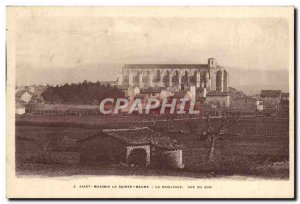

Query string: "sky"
[15, 16, 290, 94]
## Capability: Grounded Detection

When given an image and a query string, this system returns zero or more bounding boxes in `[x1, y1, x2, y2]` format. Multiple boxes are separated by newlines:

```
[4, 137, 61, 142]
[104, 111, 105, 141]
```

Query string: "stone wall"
[161, 149, 184, 169]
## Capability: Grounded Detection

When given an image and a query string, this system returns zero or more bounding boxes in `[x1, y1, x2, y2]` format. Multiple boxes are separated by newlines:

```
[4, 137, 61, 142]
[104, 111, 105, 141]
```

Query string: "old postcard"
[6, 7, 294, 198]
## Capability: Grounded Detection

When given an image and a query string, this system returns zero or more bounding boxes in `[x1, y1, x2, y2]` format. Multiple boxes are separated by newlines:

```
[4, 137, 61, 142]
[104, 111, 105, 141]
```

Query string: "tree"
[203, 110, 240, 162]
[41, 80, 125, 104]
[186, 119, 207, 141]
[166, 114, 176, 132]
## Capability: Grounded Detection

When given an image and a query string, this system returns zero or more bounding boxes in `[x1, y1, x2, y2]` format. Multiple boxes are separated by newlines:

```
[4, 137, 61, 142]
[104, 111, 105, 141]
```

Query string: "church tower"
[208, 58, 217, 69]
[208, 58, 217, 91]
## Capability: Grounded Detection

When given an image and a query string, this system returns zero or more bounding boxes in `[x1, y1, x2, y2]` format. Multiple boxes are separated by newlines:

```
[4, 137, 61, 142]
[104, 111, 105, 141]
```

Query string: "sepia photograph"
[6, 6, 294, 199]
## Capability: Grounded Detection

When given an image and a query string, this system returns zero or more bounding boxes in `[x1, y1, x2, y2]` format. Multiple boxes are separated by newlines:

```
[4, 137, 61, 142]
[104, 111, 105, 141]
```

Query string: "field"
[15, 115, 290, 178]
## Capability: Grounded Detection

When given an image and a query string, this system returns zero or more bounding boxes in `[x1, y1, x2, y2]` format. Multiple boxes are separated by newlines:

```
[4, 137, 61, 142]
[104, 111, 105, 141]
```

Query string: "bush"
[188, 155, 289, 178]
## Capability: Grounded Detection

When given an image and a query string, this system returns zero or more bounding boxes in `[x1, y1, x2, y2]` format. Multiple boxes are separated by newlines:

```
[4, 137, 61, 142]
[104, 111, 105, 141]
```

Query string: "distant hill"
[16, 64, 122, 87]
[226, 67, 289, 95]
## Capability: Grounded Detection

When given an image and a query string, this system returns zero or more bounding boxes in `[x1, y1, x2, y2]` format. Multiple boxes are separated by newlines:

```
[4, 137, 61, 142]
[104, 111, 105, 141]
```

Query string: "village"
[15, 59, 289, 176]
[15, 83, 289, 118]
[14, 64, 290, 178]
[11, 59, 288, 179]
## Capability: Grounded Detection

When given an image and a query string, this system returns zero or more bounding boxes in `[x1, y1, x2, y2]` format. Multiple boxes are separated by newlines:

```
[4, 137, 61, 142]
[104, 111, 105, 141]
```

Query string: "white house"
[173, 90, 195, 101]
[140, 87, 174, 100]
[256, 100, 264, 111]
[20, 92, 32, 103]
[159, 89, 174, 99]
[126, 86, 140, 98]
[16, 103, 26, 115]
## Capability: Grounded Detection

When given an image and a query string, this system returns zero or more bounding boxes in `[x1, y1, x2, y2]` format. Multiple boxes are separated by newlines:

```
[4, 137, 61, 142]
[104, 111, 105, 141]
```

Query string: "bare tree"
[186, 119, 206, 141]
[203, 110, 240, 162]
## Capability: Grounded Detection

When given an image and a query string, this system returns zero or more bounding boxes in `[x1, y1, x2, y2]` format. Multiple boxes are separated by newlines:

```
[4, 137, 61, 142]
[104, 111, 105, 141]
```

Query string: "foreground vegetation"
[15, 116, 289, 179]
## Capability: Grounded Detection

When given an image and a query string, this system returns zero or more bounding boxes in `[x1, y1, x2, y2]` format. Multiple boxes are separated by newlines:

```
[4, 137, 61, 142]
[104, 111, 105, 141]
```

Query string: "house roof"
[206, 91, 229, 96]
[15, 90, 26, 98]
[16, 102, 26, 109]
[140, 87, 164, 94]
[260, 90, 282, 97]
[232, 96, 257, 102]
[133, 94, 148, 100]
[102, 127, 182, 150]
[173, 90, 188, 98]
[114, 85, 128, 90]
[123, 64, 209, 70]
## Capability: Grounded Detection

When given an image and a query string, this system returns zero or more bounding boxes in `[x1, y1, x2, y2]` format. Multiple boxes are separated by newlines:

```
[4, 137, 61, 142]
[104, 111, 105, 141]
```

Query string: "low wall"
[162, 149, 184, 169]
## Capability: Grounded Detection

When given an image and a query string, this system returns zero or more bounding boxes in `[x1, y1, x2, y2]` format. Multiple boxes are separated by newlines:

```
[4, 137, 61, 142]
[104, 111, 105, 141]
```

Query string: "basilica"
[118, 58, 229, 92]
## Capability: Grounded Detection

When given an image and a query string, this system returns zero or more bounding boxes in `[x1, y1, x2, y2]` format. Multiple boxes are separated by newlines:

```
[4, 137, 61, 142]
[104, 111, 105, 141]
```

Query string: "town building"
[228, 87, 246, 100]
[206, 91, 230, 108]
[25, 85, 35, 93]
[260, 90, 282, 109]
[16, 103, 26, 115]
[119, 58, 229, 92]
[126, 86, 140, 98]
[279, 92, 289, 117]
[19, 91, 32, 103]
[133, 94, 149, 104]
[230, 96, 260, 112]
[172, 90, 194, 101]
[140, 87, 163, 99]
[257, 100, 264, 111]
[281, 92, 289, 101]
